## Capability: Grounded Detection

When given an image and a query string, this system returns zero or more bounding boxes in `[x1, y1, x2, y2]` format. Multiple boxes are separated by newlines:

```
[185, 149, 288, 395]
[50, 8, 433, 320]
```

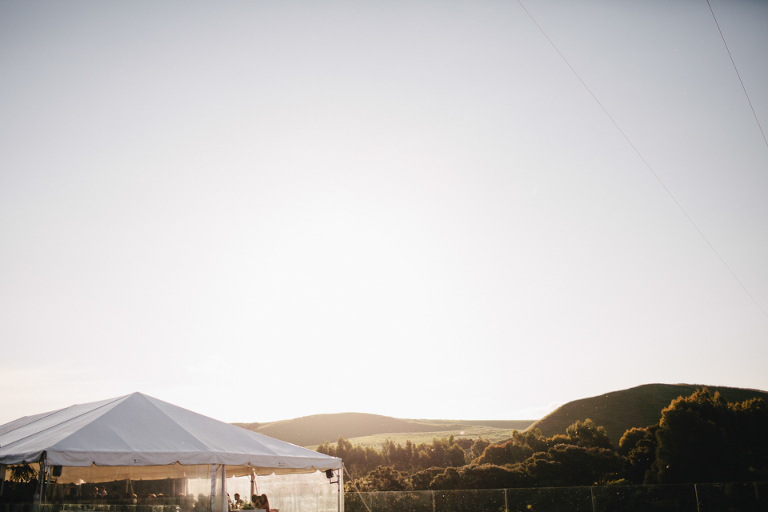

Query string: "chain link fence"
[2, 482, 765, 512]
[345, 482, 766, 512]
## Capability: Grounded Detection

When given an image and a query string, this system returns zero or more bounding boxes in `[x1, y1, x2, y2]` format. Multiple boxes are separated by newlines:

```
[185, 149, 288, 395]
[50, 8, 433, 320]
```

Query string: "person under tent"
[251, 494, 271, 512]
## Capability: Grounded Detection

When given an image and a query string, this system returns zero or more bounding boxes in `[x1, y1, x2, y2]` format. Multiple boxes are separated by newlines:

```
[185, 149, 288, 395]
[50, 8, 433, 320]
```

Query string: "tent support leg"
[221, 465, 227, 512]
[33, 456, 46, 512]
[210, 465, 218, 512]
[337, 469, 341, 512]
[208, 465, 227, 512]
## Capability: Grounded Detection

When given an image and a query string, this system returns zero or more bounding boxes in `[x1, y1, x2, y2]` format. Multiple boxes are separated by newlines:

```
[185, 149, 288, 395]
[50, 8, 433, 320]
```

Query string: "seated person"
[233, 493, 246, 509]
[251, 494, 270, 511]
[194, 493, 209, 512]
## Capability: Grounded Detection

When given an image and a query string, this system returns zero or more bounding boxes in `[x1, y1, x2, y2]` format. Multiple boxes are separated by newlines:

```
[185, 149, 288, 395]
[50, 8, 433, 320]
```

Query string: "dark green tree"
[618, 425, 659, 484]
[511, 428, 547, 453]
[411, 467, 445, 490]
[470, 437, 491, 459]
[445, 443, 467, 467]
[653, 387, 768, 483]
[316, 436, 383, 478]
[355, 466, 412, 491]
[563, 418, 613, 449]
[521, 445, 622, 486]
[474, 439, 533, 466]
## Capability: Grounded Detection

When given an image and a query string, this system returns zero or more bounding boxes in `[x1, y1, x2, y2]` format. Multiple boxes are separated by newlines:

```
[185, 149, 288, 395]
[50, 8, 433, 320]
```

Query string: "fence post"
[431, 491, 436, 512]
[590, 487, 596, 512]
[504, 489, 508, 512]
[694, 484, 701, 512]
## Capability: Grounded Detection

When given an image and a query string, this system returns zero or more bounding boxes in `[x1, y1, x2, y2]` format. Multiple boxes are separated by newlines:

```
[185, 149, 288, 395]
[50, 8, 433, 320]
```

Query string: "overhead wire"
[343, 464, 373, 512]
[706, 0, 768, 151]
[515, 0, 768, 320]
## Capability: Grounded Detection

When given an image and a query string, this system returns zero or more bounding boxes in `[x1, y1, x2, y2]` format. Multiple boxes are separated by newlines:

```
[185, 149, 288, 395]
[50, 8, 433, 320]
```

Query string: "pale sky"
[1, 0, 767, 427]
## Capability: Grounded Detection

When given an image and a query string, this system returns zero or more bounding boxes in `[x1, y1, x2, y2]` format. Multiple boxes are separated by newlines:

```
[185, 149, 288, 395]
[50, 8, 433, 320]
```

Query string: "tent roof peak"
[0, 394, 341, 472]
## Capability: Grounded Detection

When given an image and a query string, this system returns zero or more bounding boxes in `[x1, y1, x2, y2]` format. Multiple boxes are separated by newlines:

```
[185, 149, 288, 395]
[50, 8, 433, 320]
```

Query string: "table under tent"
[0, 393, 343, 512]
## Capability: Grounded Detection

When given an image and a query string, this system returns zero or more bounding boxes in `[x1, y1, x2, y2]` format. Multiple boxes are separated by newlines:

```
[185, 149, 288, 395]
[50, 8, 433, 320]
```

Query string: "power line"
[515, 0, 768, 320]
[706, 0, 768, 150]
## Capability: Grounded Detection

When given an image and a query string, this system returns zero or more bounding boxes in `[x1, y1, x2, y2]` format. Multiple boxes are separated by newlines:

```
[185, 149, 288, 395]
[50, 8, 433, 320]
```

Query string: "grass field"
[241, 412, 535, 448]
[320, 425, 528, 450]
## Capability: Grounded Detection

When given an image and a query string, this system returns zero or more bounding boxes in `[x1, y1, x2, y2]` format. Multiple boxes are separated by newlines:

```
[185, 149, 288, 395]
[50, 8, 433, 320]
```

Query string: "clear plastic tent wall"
[0, 394, 343, 512]
[1, 463, 342, 512]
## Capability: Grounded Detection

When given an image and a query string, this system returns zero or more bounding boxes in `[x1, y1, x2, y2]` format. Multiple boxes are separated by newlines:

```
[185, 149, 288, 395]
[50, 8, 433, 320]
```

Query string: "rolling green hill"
[234, 413, 534, 448]
[527, 383, 768, 446]
[233, 384, 768, 451]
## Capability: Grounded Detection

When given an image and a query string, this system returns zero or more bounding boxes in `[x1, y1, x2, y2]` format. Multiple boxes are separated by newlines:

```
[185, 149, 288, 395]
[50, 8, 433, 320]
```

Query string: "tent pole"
[337, 469, 341, 512]
[33, 455, 46, 512]
[221, 465, 227, 512]
[210, 465, 218, 512]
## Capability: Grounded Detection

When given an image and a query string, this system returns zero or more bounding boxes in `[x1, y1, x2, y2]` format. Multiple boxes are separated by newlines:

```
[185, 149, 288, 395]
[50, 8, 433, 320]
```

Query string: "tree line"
[316, 388, 768, 491]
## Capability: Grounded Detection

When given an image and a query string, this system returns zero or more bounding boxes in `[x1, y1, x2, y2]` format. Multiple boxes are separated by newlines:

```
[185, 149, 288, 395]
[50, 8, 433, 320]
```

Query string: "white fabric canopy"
[0, 392, 341, 473]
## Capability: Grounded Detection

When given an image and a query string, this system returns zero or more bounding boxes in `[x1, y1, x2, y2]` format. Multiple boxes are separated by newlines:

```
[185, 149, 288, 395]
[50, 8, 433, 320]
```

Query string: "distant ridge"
[528, 383, 768, 445]
[234, 413, 533, 447]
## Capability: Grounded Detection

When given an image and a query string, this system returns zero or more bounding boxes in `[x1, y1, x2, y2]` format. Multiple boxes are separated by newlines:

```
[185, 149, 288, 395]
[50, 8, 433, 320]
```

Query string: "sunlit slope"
[528, 383, 768, 445]
[234, 413, 534, 448]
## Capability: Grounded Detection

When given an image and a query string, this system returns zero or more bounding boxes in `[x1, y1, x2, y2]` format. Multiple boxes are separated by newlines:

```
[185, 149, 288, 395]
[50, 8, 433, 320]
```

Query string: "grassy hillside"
[343, 425, 529, 450]
[527, 383, 768, 446]
[234, 413, 534, 448]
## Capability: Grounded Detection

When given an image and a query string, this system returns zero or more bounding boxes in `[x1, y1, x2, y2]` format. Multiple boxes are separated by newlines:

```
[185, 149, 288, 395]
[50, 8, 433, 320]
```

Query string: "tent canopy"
[0, 392, 341, 473]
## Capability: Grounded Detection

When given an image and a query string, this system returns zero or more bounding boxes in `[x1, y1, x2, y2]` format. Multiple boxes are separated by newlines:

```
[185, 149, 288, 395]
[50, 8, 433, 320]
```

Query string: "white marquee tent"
[0, 393, 343, 512]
